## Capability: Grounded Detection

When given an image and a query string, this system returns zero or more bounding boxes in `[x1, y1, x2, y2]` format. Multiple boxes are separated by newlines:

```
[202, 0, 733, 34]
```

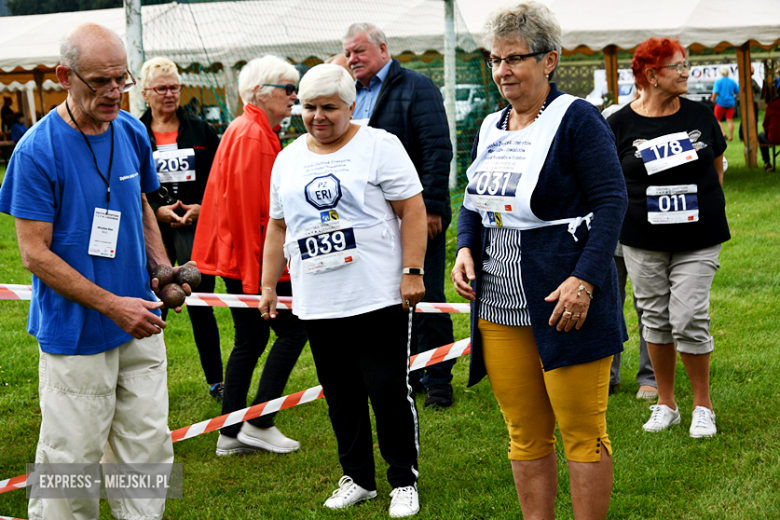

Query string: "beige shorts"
[623, 244, 721, 354]
[29, 334, 173, 520]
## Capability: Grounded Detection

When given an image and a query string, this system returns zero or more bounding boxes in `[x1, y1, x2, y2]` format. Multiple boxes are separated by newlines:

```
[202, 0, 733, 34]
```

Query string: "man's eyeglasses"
[71, 69, 136, 96]
[659, 62, 690, 74]
[262, 83, 298, 96]
[144, 85, 183, 95]
[485, 51, 549, 69]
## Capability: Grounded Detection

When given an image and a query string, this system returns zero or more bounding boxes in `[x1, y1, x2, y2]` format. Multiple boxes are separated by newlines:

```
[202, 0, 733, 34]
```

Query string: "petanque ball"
[151, 264, 175, 289]
[160, 283, 187, 309]
[175, 264, 202, 290]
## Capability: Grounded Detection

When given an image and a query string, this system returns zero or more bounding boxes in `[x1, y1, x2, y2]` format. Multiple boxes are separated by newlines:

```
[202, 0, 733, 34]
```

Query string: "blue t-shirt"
[712, 77, 739, 109]
[10, 122, 27, 142]
[0, 109, 160, 355]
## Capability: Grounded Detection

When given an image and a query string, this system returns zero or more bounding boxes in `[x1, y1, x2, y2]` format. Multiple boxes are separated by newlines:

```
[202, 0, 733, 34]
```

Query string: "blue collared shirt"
[353, 60, 393, 122]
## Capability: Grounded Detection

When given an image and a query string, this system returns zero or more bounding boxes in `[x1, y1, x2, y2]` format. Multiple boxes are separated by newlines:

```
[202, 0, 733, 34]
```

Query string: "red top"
[192, 103, 289, 293]
[764, 98, 780, 144]
[153, 130, 177, 146]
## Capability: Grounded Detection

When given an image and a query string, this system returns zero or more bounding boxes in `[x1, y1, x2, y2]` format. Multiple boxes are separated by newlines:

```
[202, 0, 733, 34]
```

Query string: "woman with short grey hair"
[452, 2, 627, 518]
[260, 64, 427, 517]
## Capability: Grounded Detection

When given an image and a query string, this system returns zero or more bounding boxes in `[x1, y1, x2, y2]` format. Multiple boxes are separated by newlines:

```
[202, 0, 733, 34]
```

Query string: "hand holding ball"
[151, 264, 202, 309]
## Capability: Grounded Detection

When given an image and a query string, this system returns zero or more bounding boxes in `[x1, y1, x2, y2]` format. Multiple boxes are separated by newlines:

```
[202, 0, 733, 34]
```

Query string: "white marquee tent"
[0, 0, 777, 159]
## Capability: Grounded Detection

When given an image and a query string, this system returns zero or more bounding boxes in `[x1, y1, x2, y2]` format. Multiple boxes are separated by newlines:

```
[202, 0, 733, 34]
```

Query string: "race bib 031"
[466, 171, 522, 213]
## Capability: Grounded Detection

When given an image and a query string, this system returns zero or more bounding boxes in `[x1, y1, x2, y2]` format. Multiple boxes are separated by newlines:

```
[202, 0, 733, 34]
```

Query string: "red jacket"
[192, 103, 289, 293]
[764, 98, 780, 143]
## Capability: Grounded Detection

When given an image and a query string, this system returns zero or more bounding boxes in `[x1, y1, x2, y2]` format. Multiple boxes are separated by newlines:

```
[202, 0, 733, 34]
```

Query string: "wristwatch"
[402, 268, 425, 275]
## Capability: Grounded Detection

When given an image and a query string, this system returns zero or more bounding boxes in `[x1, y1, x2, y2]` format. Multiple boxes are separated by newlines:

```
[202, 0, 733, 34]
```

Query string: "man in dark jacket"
[344, 23, 455, 409]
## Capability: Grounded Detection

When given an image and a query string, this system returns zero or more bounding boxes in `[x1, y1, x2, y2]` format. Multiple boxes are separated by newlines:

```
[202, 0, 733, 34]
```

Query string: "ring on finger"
[260, 312, 267, 317]
[572, 314, 581, 319]
[563, 311, 573, 318]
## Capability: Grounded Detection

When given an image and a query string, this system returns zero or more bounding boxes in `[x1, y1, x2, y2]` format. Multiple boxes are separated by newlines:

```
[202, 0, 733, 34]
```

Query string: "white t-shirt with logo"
[269, 125, 422, 320]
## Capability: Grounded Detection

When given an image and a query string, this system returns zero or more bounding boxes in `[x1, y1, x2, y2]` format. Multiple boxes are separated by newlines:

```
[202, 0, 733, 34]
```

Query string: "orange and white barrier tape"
[0, 515, 25, 520]
[0, 338, 471, 495]
[0, 284, 470, 314]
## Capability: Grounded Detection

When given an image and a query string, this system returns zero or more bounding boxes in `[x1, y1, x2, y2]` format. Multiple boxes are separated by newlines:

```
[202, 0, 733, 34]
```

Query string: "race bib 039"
[646, 184, 699, 225]
[637, 132, 698, 175]
[296, 219, 358, 274]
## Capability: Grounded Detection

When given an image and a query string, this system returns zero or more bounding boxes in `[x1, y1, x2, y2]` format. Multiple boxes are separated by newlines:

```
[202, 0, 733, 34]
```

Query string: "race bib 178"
[637, 132, 698, 175]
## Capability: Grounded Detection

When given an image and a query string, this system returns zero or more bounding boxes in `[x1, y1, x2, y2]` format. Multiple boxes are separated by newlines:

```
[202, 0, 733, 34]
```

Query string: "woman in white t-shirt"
[259, 64, 427, 518]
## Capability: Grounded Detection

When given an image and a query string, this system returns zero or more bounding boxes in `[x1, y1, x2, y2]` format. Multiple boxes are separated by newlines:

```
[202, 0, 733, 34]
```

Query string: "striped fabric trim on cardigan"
[478, 227, 532, 327]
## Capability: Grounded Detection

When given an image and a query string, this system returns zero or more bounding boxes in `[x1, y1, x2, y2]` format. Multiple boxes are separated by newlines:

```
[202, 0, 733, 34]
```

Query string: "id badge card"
[637, 132, 698, 175]
[296, 219, 358, 274]
[153, 148, 196, 183]
[466, 168, 522, 213]
[646, 184, 699, 224]
[88, 208, 121, 258]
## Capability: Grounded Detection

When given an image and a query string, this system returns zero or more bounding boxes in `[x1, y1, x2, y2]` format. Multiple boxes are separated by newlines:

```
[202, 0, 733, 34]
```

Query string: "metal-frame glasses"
[262, 83, 298, 96]
[71, 68, 136, 95]
[485, 50, 549, 69]
[658, 62, 690, 74]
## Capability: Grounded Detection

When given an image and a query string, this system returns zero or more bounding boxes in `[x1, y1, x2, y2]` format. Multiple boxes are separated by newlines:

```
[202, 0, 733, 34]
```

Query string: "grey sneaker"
[689, 406, 717, 438]
[643, 404, 681, 432]
[236, 423, 300, 453]
[215, 434, 267, 456]
[389, 486, 420, 517]
[323, 476, 377, 509]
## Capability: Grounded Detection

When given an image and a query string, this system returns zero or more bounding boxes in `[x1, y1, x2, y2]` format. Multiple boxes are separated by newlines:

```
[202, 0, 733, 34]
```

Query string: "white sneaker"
[237, 423, 300, 453]
[215, 434, 267, 456]
[389, 486, 420, 518]
[643, 404, 681, 432]
[323, 476, 377, 509]
[689, 406, 717, 438]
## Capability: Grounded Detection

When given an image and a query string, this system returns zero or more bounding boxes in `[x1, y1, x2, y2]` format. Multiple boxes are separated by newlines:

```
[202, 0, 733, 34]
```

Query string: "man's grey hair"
[482, 1, 562, 78]
[344, 23, 387, 48]
[60, 23, 124, 71]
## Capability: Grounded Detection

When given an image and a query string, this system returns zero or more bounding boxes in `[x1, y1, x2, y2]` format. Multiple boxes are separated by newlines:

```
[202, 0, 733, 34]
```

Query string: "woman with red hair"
[606, 37, 729, 438]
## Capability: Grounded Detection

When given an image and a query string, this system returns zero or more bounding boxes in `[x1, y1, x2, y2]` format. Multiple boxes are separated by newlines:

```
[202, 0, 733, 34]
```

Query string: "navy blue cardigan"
[369, 59, 453, 220]
[458, 85, 628, 387]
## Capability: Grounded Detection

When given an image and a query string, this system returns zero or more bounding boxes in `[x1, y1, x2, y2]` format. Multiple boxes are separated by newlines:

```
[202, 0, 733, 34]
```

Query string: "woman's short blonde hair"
[299, 64, 356, 106]
[140, 57, 181, 90]
[482, 1, 562, 78]
[238, 56, 299, 106]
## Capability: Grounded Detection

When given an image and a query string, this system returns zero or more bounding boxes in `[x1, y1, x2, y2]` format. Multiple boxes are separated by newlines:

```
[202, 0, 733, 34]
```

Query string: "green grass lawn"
[1, 131, 779, 519]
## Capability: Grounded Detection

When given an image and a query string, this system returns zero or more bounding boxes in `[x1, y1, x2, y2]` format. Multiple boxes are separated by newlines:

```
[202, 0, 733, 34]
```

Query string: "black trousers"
[159, 223, 222, 385]
[305, 305, 419, 491]
[220, 279, 308, 437]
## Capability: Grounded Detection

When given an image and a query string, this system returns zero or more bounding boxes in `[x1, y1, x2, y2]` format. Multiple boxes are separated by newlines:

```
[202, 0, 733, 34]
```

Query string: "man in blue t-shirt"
[0, 23, 186, 520]
[711, 66, 740, 141]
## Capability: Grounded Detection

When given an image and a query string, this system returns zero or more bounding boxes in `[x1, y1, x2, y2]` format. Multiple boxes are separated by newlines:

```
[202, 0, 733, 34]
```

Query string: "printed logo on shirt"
[320, 210, 339, 222]
[487, 211, 503, 227]
[305, 174, 342, 211]
[119, 172, 139, 181]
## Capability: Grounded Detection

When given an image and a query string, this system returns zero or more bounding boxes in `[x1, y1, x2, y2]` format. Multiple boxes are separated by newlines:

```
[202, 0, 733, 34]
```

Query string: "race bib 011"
[153, 148, 196, 183]
[637, 132, 698, 175]
[296, 219, 358, 274]
[466, 170, 522, 213]
[646, 184, 699, 224]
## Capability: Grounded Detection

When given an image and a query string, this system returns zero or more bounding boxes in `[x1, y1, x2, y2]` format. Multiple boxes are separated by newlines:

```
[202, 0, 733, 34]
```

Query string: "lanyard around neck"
[65, 99, 115, 206]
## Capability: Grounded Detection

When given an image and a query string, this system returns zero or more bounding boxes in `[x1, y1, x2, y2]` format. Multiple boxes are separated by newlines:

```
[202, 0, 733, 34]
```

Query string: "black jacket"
[140, 107, 220, 212]
[368, 59, 453, 219]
